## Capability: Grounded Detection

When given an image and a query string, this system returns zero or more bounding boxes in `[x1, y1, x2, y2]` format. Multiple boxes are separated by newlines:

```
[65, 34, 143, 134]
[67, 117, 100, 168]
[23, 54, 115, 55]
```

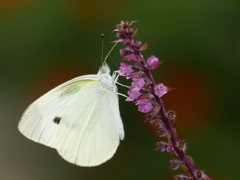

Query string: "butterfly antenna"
[101, 34, 104, 64]
[103, 42, 118, 65]
[108, 55, 118, 69]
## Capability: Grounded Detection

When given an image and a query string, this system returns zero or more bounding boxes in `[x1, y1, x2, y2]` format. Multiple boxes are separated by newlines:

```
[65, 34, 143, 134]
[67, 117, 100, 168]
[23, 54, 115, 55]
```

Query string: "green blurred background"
[0, 0, 239, 179]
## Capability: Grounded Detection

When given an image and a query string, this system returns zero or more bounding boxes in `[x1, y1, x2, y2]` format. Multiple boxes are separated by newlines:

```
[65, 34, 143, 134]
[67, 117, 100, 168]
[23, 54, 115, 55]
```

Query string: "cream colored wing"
[56, 81, 124, 166]
[18, 75, 98, 148]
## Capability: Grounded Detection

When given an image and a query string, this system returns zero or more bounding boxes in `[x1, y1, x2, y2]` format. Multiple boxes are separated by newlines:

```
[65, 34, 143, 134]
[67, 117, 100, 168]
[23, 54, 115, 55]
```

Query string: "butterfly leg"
[116, 82, 129, 88]
[112, 71, 129, 87]
[116, 92, 128, 98]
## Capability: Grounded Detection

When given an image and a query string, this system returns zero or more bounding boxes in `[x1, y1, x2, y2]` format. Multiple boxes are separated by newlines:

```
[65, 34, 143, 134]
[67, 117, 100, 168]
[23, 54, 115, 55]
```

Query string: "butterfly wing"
[56, 81, 124, 166]
[18, 75, 99, 148]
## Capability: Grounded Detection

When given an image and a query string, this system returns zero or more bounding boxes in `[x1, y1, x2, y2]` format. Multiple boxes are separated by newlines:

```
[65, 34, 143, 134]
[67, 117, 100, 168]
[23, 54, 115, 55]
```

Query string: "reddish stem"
[137, 53, 198, 179]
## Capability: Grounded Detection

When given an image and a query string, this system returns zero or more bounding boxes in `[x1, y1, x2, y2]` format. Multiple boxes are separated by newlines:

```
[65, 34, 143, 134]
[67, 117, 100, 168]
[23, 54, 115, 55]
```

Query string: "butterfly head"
[98, 63, 110, 75]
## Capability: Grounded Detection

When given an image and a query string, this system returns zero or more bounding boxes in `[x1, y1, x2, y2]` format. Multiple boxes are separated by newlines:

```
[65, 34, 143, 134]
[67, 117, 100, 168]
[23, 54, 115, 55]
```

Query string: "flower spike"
[113, 21, 212, 180]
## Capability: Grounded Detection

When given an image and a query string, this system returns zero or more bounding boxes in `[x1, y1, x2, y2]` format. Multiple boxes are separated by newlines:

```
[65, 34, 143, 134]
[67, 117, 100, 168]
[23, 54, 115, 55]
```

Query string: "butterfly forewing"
[18, 77, 97, 148]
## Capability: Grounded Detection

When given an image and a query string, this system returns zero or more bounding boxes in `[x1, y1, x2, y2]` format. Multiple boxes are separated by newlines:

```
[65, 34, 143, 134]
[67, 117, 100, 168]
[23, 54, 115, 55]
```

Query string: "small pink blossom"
[156, 141, 174, 152]
[135, 41, 142, 49]
[147, 55, 163, 69]
[119, 63, 133, 75]
[156, 141, 168, 152]
[124, 39, 131, 45]
[128, 54, 137, 62]
[126, 88, 141, 101]
[131, 78, 145, 89]
[154, 83, 168, 97]
[136, 99, 153, 113]
[174, 174, 193, 180]
[119, 49, 127, 56]
[126, 78, 145, 101]
[166, 142, 174, 152]
[169, 160, 185, 170]
[119, 48, 132, 56]
[147, 55, 159, 66]
[128, 28, 134, 35]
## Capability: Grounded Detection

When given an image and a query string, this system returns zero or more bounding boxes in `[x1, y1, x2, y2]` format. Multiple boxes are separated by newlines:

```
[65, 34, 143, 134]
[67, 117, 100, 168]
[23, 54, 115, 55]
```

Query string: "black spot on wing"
[53, 117, 61, 124]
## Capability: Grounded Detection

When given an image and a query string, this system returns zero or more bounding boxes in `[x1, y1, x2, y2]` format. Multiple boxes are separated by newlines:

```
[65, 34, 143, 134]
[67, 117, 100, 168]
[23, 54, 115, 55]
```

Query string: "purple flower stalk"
[113, 21, 212, 180]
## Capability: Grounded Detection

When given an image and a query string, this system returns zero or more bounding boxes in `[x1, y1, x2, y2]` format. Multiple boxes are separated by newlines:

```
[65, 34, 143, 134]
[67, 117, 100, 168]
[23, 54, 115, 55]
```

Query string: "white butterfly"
[18, 62, 124, 167]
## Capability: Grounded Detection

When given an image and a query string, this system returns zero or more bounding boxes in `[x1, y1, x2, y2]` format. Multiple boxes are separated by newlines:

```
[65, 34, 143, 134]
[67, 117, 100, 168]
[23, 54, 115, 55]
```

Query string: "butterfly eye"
[53, 117, 61, 124]
[100, 63, 110, 74]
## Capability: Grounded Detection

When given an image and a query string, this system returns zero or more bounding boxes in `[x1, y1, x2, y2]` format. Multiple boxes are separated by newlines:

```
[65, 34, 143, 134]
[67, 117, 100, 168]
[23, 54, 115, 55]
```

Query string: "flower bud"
[147, 55, 164, 69]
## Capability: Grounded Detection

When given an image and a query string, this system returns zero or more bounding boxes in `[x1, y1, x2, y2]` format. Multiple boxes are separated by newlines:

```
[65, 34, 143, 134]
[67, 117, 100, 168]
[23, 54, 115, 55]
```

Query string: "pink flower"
[126, 78, 145, 101]
[166, 142, 174, 152]
[156, 141, 168, 152]
[131, 78, 145, 89]
[128, 54, 137, 62]
[147, 55, 163, 69]
[126, 88, 141, 101]
[136, 99, 153, 113]
[135, 41, 142, 49]
[119, 49, 126, 56]
[119, 63, 133, 75]
[124, 39, 131, 45]
[119, 48, 132, 56]
[147, 55, 159, 66]
[156, 142, 174, 152]
[169, 160, 185, 170]
[174, 174, 192, 180]
[154, 83, 168, 97]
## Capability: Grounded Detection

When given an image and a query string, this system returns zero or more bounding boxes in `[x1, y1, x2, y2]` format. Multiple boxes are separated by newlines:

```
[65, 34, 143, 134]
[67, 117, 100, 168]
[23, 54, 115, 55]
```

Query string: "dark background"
[0, 0, 239, 179]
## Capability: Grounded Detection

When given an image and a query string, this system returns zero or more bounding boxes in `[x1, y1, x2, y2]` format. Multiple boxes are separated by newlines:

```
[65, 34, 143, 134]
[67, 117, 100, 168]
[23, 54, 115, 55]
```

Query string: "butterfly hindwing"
[56, 81, 124, 166]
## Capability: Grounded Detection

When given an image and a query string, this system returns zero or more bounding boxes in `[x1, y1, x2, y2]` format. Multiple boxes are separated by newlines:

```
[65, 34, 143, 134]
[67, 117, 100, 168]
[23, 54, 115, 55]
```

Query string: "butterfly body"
[18, 63, 124, 166]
